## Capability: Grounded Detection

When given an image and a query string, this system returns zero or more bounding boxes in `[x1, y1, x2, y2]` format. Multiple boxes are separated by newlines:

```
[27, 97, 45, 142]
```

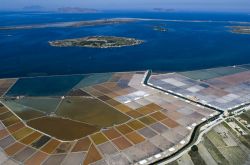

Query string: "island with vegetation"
[49, 36, 144, 48]
[229, 26, 250, 34]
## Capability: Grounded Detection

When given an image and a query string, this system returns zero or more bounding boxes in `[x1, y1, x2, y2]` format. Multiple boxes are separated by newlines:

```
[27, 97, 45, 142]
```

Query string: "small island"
[229, 26, 250, 34]
[153, 26, 168, 32]
[49, 36, 144, 48]
[153, 23, 168, 32]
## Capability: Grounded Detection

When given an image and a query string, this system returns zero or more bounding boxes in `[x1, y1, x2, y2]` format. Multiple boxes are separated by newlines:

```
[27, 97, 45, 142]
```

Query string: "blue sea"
[0, 11, 250, 78]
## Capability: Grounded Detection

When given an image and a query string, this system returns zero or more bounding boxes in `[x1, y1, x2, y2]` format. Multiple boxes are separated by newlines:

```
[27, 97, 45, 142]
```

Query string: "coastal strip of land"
[228, 26, 250, 34]
[1, 17, 250, 31]
[0, 18, 138, 30]
[2, 17, 250, 31]
[49, 36, 144, 48]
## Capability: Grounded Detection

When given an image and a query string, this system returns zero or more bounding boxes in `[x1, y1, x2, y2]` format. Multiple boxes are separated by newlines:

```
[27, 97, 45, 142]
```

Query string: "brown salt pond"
[83, 144, 102, 165]
[102, 128, 122, 140]
[0, 112, 13, 120]
[112, 136, 132, 150]
[126, 110, 143, 118]
[0, 79, 17, 96]
[0, 104, 9, 114]
[2, 115, 20, 127]
[7, 122, 25, 133]
[54, 142, 74, 153]
[127, 120, 145, 130]
[139, 116, 157, 125]
[71, 137, 91, 152]
[12, 127, 34, 140]
[125, 131, 145, 144]
[0, 129, 9, 139]
[41, 139, 61, 154]
[20, 131, 42, 145]
[90, 132, 108, 145]
[15, 108, 45, 121]
[4, 142, 25, 156]
[27, 116, 99, 141]
[56, 97, 130, 128]
[116, 124, 133, 135]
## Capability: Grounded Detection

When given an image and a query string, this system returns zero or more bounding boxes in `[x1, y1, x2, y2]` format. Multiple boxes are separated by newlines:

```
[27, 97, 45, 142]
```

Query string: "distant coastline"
[57, 7, 101, 13]
[0, 18, 138, 30]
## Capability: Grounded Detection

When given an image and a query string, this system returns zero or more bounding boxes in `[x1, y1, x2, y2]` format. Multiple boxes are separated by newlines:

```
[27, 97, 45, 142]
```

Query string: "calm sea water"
[0, 12, 250, 78]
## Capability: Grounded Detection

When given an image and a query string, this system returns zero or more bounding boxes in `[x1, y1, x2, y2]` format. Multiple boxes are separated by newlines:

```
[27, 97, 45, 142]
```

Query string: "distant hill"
[153, 8, 175, 12]
[22, 5, 45, 11]
[58, 7, 100, 13]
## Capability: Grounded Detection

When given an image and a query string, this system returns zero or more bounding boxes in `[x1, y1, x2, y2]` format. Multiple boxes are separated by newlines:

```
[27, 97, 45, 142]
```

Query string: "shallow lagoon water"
[0, 12, 250, 78]
[6, 75, 85, 96]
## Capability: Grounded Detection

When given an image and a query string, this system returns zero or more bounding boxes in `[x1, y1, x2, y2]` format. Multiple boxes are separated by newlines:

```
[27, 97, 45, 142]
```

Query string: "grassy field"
[205, 123, 249, 165]
[188, 149, 206, 165]
[203, 136, 229, 165]
[167, 122, 250, 165]
[167, 160, 178, 165]
[206, 130, 227, 147]
[219, 146, 248, 165]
